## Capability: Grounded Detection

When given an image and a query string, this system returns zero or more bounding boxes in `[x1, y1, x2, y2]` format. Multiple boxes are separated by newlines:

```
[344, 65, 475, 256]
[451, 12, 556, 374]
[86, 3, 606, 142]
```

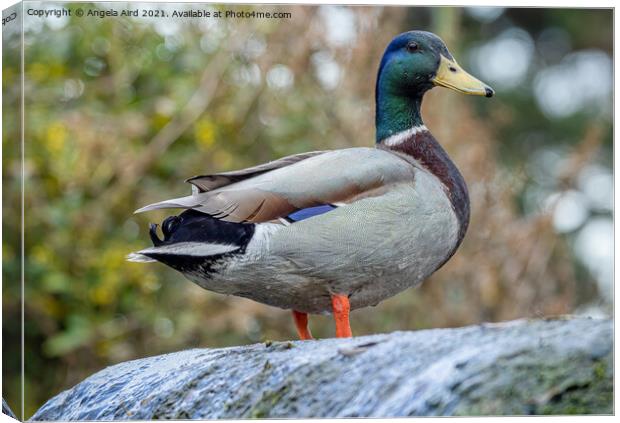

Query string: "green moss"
[174, 410, 191, 419]
[454, 355, 612, 416]
[539, 382, 612, 415]
[247, 385, 291, 418]
[593, 361, 607, 380]
[539, 359, 612, 415]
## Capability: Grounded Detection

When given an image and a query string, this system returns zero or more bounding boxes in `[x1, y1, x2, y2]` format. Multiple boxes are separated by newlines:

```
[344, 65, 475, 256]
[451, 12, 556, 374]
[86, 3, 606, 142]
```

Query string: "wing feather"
[186, 151, 328, 192]
[194, 189, 295, 223]
[136, 148, 415, 223]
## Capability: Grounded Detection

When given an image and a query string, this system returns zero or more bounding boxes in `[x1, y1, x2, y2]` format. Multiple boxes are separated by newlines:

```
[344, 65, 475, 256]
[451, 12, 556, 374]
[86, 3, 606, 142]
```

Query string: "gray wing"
[135, 148, 415, 223]
[185, 151, 328, 193]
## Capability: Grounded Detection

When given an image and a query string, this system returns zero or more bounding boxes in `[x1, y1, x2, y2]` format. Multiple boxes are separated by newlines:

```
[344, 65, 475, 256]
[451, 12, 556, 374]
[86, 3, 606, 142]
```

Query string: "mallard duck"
[129, 31, 493, 340]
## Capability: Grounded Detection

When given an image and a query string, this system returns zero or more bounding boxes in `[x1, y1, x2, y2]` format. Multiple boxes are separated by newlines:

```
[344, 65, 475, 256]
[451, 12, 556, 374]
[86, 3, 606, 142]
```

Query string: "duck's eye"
[406, 41, 419, 53]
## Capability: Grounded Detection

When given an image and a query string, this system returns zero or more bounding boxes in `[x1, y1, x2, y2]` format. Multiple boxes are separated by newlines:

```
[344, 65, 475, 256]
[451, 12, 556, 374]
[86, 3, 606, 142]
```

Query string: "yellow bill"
[432, 55, 494, 97]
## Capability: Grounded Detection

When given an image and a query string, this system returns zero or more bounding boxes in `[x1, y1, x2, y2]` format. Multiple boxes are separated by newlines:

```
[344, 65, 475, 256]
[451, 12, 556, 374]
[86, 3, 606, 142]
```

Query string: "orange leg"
[331, 294, 353, 338]
[292, 310, 313, 340]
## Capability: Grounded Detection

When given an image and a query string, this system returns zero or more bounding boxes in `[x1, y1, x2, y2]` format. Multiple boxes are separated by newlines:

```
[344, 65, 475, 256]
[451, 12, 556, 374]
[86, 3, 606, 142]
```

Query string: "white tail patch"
[133, 194, 205, 214]
[382, 125, 428, 147]
[129, 242, 240, 260]
[126, 252, 157, 263]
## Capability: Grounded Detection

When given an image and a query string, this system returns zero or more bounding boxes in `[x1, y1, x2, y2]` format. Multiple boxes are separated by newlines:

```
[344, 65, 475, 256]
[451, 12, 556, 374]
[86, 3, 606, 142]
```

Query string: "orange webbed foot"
[292, 310, 313, 340]
[331, 294, 353, 338]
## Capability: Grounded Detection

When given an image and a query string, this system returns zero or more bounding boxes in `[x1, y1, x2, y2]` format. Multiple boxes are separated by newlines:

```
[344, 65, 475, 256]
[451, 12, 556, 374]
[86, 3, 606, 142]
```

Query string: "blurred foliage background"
[2, 2, 613, 417]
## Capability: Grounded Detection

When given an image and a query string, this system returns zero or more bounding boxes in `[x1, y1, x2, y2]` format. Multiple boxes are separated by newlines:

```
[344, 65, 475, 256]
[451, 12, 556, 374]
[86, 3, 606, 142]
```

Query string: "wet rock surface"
[3, 398, 18, 420]
[30, 317, 612, 420]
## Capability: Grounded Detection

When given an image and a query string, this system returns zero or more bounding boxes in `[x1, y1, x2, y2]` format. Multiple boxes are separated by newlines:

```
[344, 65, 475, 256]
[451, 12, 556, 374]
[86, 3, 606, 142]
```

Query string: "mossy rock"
[30, 317, 612, 420]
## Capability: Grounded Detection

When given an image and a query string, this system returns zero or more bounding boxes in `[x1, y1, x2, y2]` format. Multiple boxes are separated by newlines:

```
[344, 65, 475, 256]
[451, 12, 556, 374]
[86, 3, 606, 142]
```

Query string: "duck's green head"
[376, 31, 493, 141]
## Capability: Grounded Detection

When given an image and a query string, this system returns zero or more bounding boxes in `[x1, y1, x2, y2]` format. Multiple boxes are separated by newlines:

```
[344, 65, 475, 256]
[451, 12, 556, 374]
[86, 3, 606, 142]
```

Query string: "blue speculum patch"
[287, 204, 336, 221]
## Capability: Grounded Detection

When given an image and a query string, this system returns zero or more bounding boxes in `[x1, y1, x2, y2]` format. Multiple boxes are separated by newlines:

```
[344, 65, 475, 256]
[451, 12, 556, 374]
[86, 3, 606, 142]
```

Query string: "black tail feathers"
[149, 209, 255, 249]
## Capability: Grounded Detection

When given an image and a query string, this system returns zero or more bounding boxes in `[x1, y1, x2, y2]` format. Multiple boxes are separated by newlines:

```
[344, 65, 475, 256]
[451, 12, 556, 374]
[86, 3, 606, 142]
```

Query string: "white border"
[0, 1, 616, 422]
